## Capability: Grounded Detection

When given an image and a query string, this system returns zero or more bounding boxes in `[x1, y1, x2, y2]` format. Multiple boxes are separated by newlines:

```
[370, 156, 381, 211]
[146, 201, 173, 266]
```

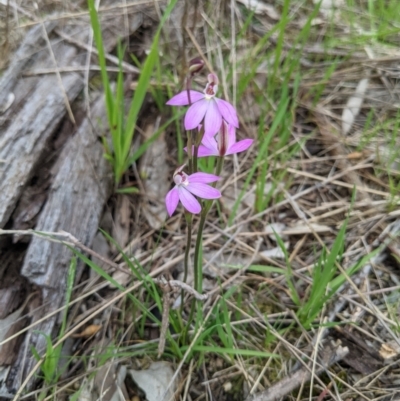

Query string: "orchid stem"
[214, 156, 224, 182]
[181, 213, 192, 316]
[190, 156, 224, 327]
[193, 143, 198, 173]
[193, 212, 206, 294]
[187, 133, 193, 174]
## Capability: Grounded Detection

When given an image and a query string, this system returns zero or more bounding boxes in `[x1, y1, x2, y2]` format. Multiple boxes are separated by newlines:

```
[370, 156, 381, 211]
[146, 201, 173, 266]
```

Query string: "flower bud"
[188, 57, 205, 76]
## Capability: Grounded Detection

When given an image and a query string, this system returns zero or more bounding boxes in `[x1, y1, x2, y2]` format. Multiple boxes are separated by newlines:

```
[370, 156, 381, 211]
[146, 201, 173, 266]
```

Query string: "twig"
[157, 280, 171, 358]
[246, 344, 349, 401]
[0, 228, 128, 273]
[154, 277, 208, 301]
[155, 277, 208, 357]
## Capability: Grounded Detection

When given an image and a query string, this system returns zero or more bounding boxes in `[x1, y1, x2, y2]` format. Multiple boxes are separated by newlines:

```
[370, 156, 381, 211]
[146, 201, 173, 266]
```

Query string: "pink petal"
[215, 98, 239, 128]
[204, 100, 222, 137]
[166, 90, 204, 106]
[184, 100, 209, 130]
[184, 144, 217, 157]
[226, 139, 253, 155]
[196, 145, 218, 157]
[227, 124, 236, 148]
[178, 187, 201, 214]
[189, 172, 221, 184]
[165, 187, 180, 217]
[201, 134, 218, 150]
[187, 183, 221, 199]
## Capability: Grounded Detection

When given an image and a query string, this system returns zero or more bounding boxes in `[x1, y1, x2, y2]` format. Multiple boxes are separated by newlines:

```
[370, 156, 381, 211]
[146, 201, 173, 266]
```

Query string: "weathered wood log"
[0, 3, 153, 394]
[0, 25, 82, 228]
[4, 93, 113, 393]
[0, 8, 143, 228]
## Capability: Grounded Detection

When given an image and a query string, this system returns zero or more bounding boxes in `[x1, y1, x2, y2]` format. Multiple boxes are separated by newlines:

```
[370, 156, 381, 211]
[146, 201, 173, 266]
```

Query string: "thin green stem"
[187, 132, 193, 174]
[193, 212, 207, 294]
[180, 213, 193, 343]
[193, 143, 198, 173]
[214, 156, 224, 181]
[186, 76, 192, 105]
[183, 214, 192, 285]
[181, 213, 192, 308]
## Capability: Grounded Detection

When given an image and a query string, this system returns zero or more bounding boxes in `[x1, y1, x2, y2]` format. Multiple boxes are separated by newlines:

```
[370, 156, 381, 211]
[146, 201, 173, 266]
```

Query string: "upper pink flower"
[166, 73, 239, 137]
[165, 166, 221, 216]
[196, 121, 253, 157]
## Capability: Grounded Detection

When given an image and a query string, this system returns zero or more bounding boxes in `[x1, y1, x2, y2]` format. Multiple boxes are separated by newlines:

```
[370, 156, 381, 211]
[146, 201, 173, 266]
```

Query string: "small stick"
[154, 277, 208, 301]
[158, 280, 171, 358]
[246, 344, 349, 401]
[155, 277, 208, 357]
[0, 228, 133, 276]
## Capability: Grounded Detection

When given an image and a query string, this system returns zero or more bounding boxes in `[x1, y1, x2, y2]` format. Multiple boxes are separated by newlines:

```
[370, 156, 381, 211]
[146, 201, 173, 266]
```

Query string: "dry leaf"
[94, 364, 128, 401]
[342, 78, 369, 135]
[72, 325, 101, 338]
[283, 223, 333, 235]
[128, 361, 175, 401]
[346, 151, 364, 160]
[379, 341, 400, 360]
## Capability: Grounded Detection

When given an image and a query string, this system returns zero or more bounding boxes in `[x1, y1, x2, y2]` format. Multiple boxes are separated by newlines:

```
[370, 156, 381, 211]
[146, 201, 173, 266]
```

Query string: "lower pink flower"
[165, 167, 221, 216]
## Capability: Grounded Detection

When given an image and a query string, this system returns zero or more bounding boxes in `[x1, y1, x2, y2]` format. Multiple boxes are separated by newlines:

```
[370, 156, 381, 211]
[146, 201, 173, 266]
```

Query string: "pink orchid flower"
[166, 73, 239, 137]
[196, 121, 253, 157]
[165, 166, 221, 216]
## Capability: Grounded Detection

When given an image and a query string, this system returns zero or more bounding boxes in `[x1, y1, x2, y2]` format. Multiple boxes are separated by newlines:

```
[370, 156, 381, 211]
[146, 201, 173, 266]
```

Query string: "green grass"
[88, 0, 178, 187]
[225, 1, 323, 223]
[31, 258, 77, 400]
